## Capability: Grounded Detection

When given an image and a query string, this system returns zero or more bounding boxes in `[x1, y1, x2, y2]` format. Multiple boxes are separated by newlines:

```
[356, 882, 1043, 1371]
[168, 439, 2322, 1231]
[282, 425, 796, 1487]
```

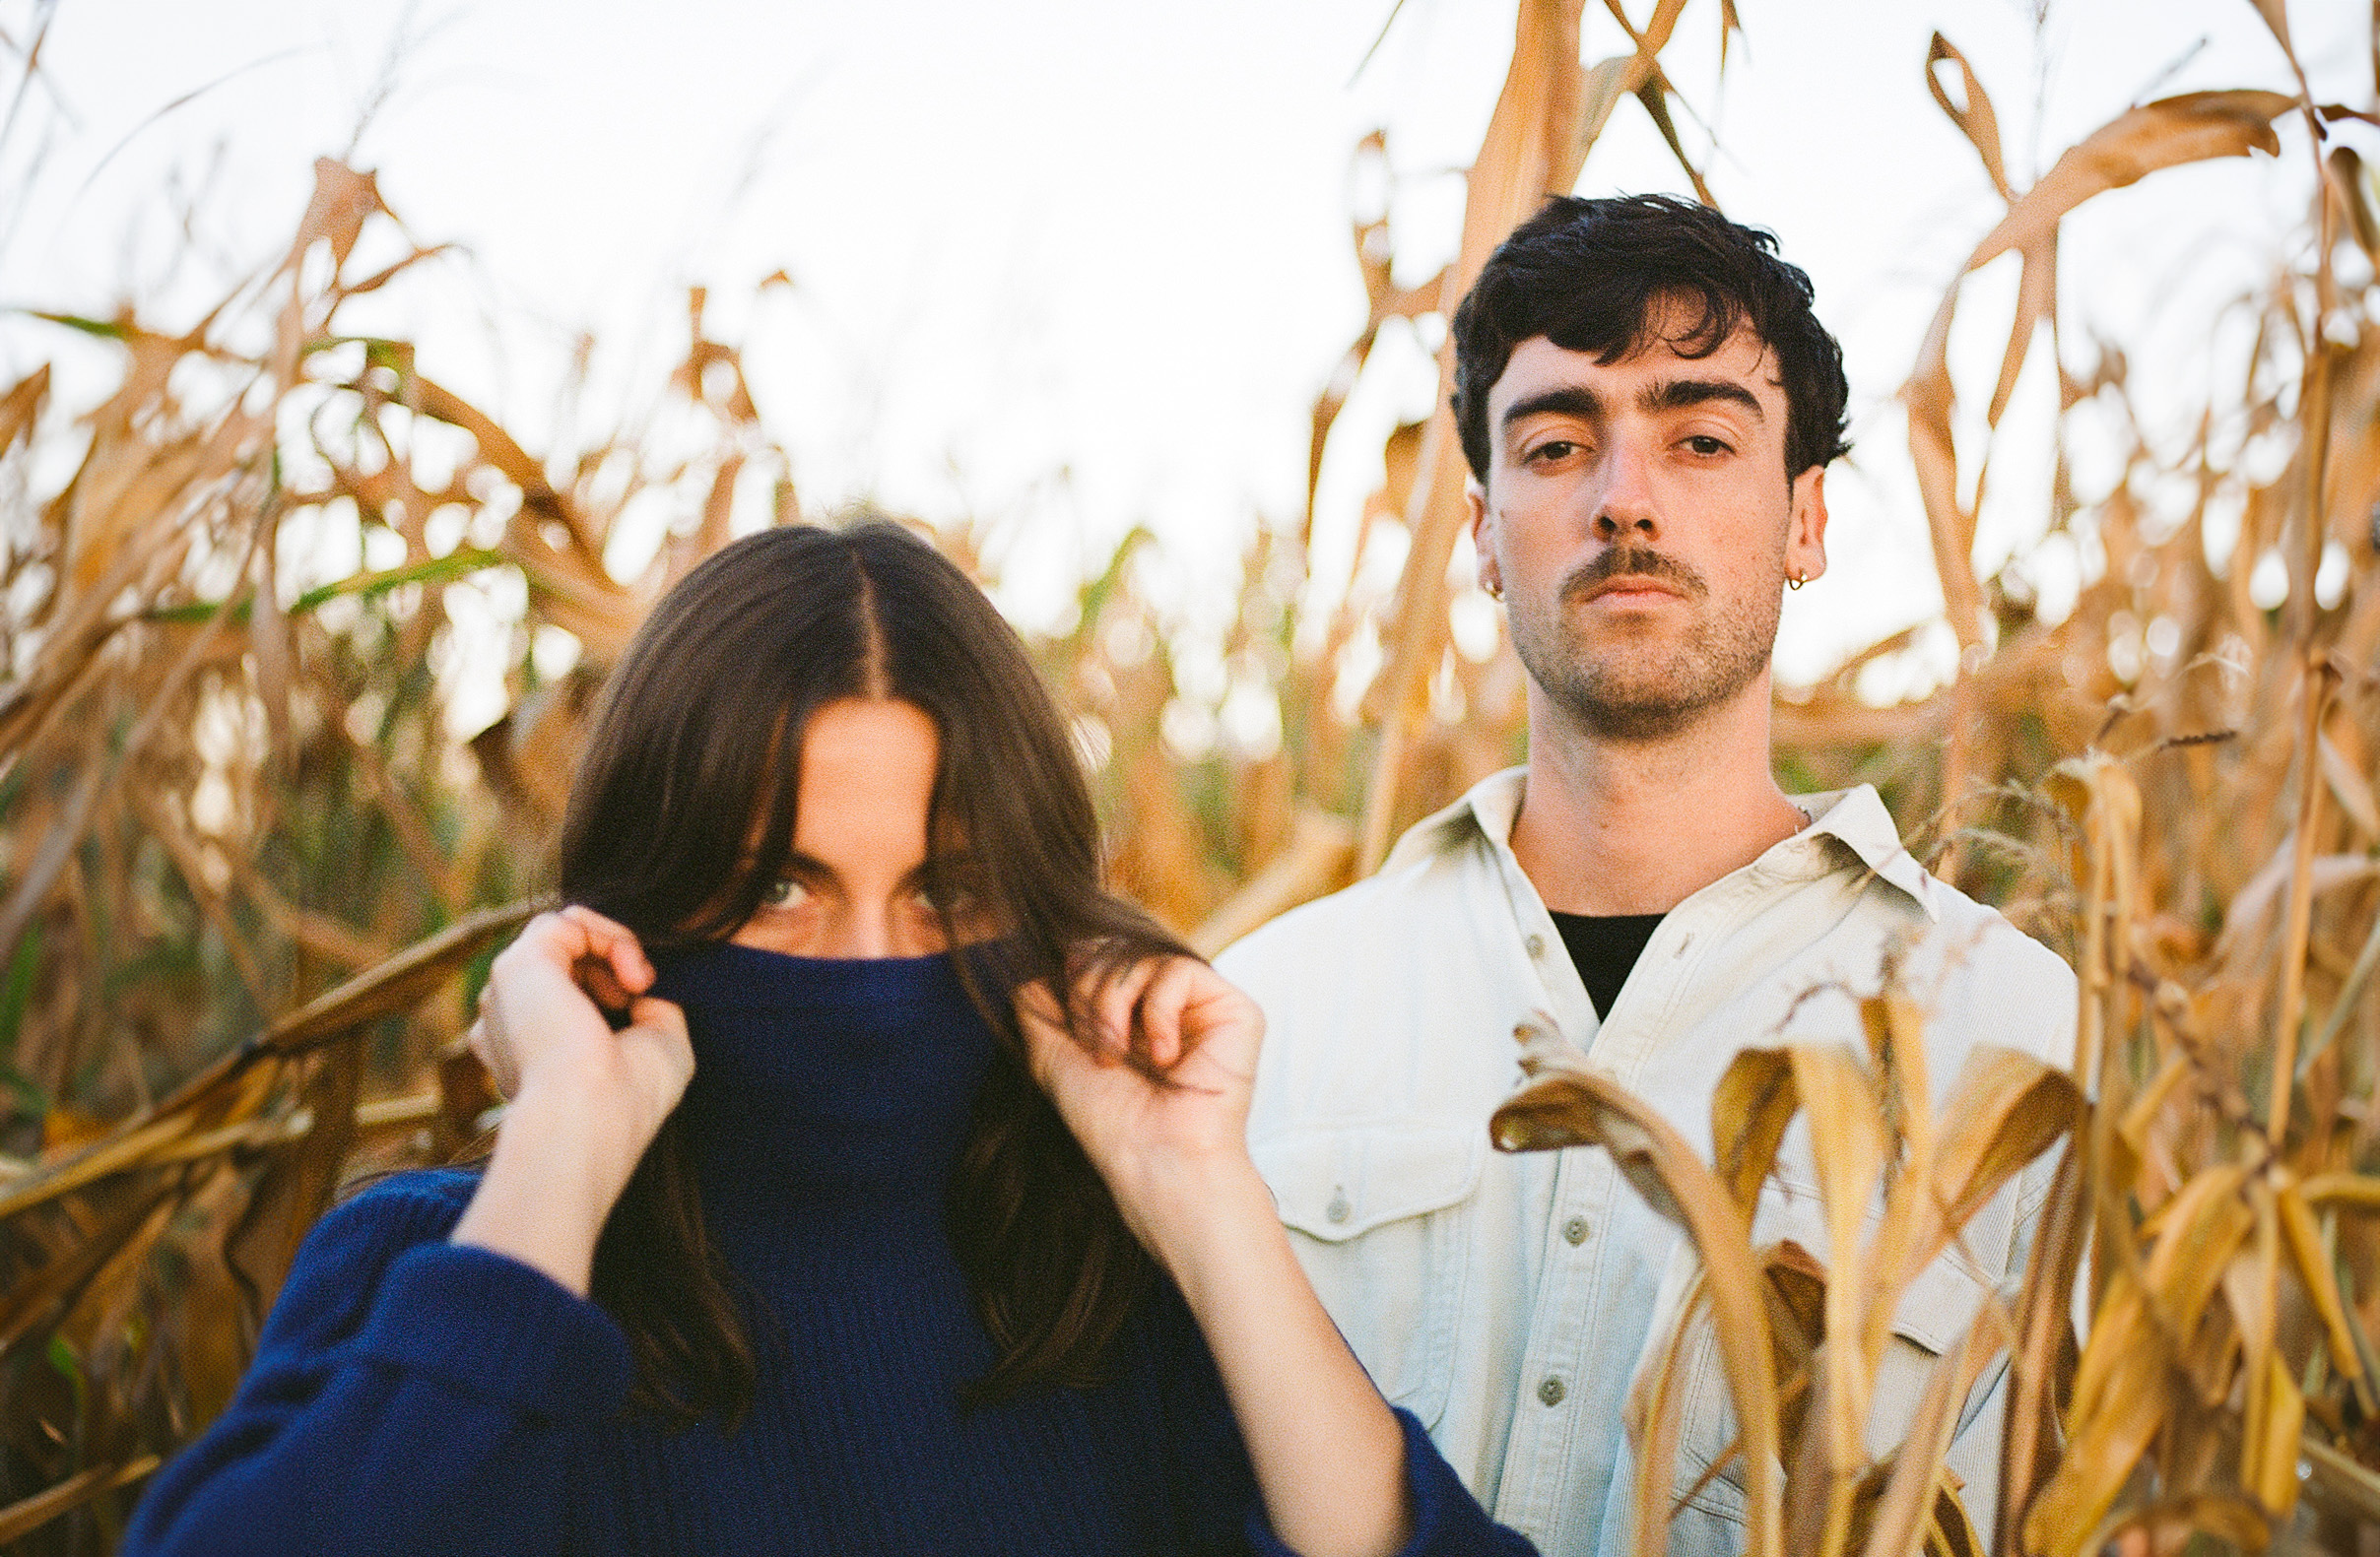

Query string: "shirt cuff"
[351, 1242, 633, 1421]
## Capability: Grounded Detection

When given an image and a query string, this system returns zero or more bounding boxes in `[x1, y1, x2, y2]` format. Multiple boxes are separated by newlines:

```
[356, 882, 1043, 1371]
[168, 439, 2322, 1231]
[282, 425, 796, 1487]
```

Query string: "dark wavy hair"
[556, 519, 1188, 1423]
[1450, 193, 1852, 484]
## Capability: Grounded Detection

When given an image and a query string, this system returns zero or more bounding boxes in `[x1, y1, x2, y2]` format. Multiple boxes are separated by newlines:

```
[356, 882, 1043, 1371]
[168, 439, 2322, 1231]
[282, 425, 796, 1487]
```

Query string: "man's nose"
[1592, 438, 1659, 539]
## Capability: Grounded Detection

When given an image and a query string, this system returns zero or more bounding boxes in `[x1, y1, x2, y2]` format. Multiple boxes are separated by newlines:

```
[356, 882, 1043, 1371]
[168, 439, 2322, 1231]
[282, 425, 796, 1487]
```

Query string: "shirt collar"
[1382, 767, 1528, 874]
[1791, 784, 1941, 921]
[1384, 766, 1941, 922]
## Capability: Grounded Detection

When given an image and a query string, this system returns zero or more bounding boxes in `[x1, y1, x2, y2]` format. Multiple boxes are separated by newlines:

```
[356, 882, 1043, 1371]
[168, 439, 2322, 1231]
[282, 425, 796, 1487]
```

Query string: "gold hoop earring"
[1787, 572, 1806, 592]
[1486, 581, 1503, 601]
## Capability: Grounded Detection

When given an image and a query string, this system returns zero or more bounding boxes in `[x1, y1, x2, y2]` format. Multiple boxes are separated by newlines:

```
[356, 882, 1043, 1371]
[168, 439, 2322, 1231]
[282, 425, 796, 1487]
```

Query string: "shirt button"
[1563, 1215, 1590, 1245]
[1538, 1376, 1566, 1406]
[1325, 1188, 1352, 1224]
[1525, 934, 1546, 957]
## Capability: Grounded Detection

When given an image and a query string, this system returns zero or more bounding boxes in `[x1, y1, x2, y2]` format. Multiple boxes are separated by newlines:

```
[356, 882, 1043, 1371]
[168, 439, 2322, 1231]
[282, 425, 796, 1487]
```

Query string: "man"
[1219, 195, 2074, 1556]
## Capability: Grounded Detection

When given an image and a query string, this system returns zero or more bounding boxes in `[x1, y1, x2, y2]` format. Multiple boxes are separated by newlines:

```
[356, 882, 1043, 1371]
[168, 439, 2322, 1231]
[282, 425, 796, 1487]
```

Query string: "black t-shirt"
[1550, 911, 1666, 1020]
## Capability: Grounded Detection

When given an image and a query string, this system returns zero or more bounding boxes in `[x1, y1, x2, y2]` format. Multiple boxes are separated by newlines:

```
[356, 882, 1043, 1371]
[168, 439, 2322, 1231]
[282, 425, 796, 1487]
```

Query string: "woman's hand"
[450, 906, 694, 1297]
[1016, 955, 1263, 1213]
[470, 905, 693, 1149]
[1022, 958, 1414, 1557]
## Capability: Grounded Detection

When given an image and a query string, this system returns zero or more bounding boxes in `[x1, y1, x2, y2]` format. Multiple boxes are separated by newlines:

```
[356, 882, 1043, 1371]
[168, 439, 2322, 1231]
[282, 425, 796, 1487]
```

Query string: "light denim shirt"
[1221, 769, 2076, 1557]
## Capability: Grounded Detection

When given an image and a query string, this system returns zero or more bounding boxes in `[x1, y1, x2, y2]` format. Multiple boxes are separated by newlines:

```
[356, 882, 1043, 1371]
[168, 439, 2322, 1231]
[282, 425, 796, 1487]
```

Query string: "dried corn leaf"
[1907, 91, 2293, 655]
[2318, 727, 2380, 839]
[1786, 1043, 1887, 1475]
[1924, 34, 2012, 202]
[2244, 1349, 2304, 1514]
[2024, 1270, 2165, 1557]
[2275, 1174, 2373, 1405]
[0, 1458, 161, 1545]
[1629, 1264, 1711, 1557]
[0, 362, 48, 459]
[1712, 1046, 1797, 1226]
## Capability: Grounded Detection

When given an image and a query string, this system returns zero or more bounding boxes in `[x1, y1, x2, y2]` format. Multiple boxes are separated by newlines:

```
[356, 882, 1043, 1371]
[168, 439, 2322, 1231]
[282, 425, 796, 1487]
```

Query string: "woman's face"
[727, 697, 975, 959]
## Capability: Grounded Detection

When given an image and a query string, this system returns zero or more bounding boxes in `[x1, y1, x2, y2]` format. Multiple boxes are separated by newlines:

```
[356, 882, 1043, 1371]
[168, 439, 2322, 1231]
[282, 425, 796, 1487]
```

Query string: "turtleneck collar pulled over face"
[646, 942, 1000, 1209]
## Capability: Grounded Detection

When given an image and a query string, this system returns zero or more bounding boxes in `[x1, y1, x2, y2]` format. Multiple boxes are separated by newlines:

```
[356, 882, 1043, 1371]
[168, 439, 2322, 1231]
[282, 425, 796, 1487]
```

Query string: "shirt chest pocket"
[1660, 1195, 2002, 1533]
[1250, 1123, 1481, 1431]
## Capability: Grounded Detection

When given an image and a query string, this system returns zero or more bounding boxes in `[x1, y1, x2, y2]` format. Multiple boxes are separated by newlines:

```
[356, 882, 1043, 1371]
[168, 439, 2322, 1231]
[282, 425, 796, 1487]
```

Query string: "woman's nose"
[820, 906, 894, 960]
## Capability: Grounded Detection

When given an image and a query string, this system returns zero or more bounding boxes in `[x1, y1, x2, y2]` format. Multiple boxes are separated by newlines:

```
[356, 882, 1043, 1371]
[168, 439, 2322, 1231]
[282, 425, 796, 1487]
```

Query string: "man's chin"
[1570, 691, 1708, 742]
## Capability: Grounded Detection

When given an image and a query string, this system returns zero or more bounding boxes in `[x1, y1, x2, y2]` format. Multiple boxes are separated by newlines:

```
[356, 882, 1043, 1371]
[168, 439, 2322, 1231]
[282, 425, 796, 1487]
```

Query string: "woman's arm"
[121, 1176, 633, 1556]
[125, 907, 689, 1555]
[1021, 961, 1412, 1557]
[448, 905, 693, 1294]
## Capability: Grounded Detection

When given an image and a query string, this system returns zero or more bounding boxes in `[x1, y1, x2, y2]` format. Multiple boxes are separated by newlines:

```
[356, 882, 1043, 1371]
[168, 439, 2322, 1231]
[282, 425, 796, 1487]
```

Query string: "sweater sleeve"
[1144, 1282, 1538, 1557]
[120, 1170, 633, 1557]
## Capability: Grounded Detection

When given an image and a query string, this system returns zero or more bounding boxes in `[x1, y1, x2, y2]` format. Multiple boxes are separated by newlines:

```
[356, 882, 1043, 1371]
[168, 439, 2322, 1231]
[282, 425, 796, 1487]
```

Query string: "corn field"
[2, 1, 2378, 1552]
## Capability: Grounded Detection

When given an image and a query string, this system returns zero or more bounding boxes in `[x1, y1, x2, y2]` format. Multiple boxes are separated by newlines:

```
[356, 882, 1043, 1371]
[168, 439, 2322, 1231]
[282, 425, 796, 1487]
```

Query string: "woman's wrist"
[1115, 1148, 1280, 1292]
[451, 1080, 654, 1297]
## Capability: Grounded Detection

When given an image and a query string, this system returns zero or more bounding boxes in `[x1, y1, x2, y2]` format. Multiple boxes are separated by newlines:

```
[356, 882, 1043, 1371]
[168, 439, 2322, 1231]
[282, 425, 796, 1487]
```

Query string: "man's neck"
[1509, 679, 1808, 917]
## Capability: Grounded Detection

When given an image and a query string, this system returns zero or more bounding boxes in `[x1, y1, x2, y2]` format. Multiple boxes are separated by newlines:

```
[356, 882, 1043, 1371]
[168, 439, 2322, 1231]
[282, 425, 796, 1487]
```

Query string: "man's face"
[1469, 316, 1828, 742]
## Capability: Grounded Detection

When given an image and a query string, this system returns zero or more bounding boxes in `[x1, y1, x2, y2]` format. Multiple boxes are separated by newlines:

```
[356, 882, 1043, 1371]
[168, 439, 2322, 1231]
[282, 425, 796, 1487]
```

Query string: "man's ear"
[1467, 482, 1498, 596]
[1785, 466, 1828, 585]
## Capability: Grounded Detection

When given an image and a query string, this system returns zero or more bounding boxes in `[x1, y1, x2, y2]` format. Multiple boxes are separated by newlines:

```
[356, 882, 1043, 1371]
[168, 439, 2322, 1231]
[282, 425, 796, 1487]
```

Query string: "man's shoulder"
[1886, 869, 2078, 1067]
[1218, 842, 1475, 1000]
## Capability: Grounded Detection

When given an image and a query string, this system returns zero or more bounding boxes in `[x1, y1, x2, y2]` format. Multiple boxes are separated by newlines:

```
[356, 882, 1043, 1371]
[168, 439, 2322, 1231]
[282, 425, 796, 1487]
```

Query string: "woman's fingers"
[619, 995, 696, 1107]
[1017, 979, 1067, 1035]
[1013, 980, 1078, 1089]
[625, 992, 689, 1044]
[1032, 955, 1260, 1091]
[465, 1015, 514, 1099]
[555, 904, 654, 997]
[1087, 957, 1160, 1064]
[572, 952, 632, 1017]
[475, 907, 677, 1104]
[1134, 957, 1205, 1069]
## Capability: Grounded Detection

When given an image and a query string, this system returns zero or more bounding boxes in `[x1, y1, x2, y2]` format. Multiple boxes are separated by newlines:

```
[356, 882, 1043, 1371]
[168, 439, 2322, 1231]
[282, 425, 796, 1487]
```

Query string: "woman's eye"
[760, 876, 810, 910]
[910, 884, 972, 916]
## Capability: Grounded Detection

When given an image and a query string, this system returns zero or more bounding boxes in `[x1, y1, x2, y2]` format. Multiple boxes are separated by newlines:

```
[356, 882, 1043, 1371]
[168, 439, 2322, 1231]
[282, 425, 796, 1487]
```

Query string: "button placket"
[1499, 1146, 1616, 1539]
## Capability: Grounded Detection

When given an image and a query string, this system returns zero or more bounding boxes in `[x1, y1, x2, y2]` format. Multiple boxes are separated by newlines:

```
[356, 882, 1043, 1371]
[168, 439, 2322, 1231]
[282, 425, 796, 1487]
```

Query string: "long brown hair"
[555, 519, 1187, 1423]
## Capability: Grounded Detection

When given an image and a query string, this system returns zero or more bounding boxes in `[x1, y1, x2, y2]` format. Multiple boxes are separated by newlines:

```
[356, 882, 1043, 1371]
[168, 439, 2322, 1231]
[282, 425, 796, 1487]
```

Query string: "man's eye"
[760, 876, 810, 909]
[1684, 435, 1730, 456]
[1526, 439, 1581, 464]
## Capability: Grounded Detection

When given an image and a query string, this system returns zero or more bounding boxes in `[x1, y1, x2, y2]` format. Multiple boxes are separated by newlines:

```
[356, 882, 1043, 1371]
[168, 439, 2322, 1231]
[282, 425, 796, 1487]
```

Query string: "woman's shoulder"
[242, 1167, 489, 1362]
[336, 1164, 483, 1211]
[288, 1167, 484, 1284]
[325, 1165, 483, 1236]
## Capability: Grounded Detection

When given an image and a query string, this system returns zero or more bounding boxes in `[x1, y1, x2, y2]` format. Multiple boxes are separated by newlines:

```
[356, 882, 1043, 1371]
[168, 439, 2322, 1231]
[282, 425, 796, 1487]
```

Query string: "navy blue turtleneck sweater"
[123, 945, 1532, 1556]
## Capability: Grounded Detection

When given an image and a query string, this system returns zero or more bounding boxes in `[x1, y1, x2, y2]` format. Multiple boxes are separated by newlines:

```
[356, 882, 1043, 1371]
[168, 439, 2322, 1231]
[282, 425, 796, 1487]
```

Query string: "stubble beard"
[1505, 543, 1781, 743]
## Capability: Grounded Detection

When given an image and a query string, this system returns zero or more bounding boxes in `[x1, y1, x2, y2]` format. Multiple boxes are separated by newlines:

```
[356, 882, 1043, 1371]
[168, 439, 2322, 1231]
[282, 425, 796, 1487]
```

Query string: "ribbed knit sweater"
[123, 945, 1533, 1557]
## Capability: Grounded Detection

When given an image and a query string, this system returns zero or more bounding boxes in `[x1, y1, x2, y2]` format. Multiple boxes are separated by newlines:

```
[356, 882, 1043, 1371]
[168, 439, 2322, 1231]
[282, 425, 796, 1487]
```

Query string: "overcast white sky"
[0, 0, 2359, 692]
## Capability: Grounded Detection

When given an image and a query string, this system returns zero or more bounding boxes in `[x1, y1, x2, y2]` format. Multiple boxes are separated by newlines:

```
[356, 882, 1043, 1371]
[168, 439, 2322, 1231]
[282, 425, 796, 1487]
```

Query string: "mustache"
[1559, 545, 1707, 604]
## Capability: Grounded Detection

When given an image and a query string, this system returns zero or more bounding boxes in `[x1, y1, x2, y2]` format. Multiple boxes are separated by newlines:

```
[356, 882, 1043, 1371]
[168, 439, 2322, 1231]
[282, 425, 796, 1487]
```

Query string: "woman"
[123, 522, 1531, 1557]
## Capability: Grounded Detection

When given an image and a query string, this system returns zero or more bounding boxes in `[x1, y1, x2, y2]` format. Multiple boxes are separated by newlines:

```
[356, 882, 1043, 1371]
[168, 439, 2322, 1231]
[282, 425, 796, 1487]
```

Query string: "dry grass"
[0, 2, 2374, 1551]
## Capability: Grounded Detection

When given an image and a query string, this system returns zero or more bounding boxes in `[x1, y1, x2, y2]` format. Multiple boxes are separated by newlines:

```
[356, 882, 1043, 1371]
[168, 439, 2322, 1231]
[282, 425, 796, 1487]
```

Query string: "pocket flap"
[1889, 1247, 1993, 1354]
[1252, 1123, 1483, 1242]
[1754, 1181, 1996, 1355]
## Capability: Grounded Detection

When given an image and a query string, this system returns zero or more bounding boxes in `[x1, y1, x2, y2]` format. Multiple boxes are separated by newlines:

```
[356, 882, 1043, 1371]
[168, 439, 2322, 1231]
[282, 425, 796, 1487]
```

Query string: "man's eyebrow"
[1499, 385, 1605, 433]
[1640, 378, 1764, 420]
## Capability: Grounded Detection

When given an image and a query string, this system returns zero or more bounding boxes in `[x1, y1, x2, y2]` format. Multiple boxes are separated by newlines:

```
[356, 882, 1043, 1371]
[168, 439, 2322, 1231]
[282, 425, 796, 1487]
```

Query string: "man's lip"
[1582, 575, 1686, 603]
